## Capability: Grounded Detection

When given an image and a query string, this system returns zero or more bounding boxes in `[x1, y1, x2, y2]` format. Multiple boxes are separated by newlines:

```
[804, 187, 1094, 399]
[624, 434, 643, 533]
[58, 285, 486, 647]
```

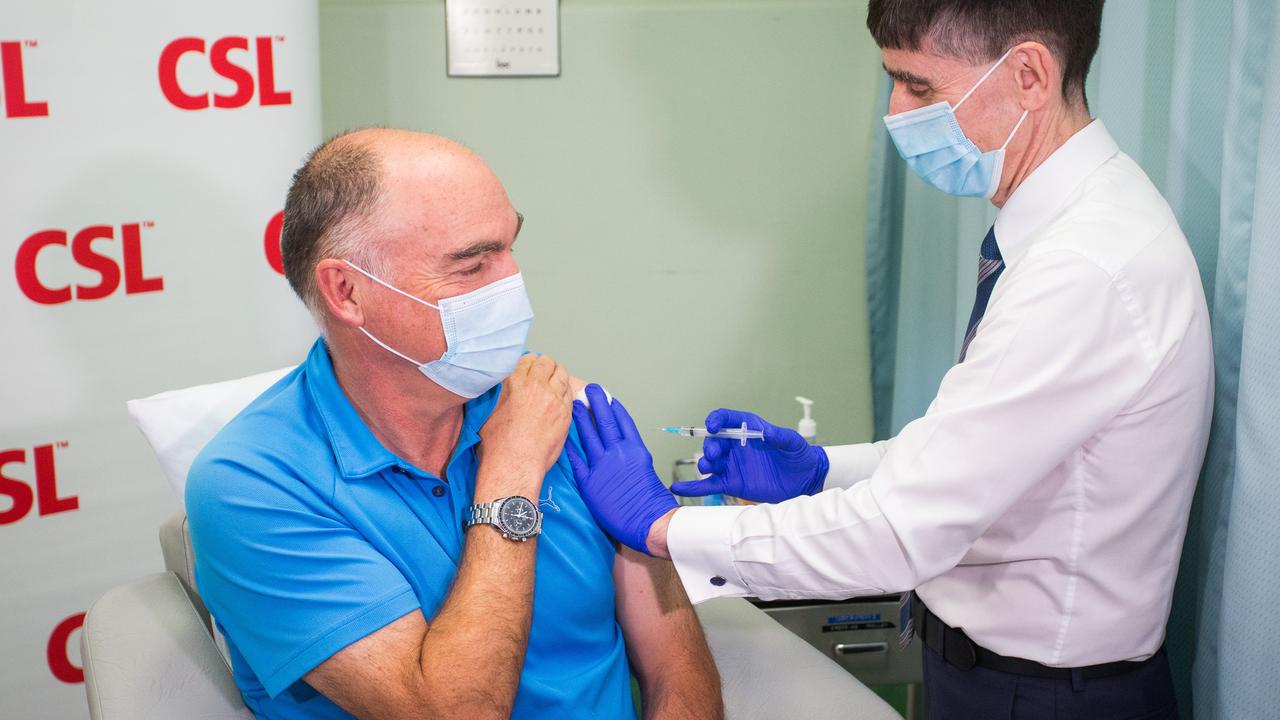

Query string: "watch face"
[498, 497, 539, 537]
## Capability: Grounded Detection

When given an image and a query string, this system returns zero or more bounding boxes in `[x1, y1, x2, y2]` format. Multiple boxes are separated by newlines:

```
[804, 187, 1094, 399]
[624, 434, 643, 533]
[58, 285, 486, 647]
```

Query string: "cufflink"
[710, 576, 726, 587]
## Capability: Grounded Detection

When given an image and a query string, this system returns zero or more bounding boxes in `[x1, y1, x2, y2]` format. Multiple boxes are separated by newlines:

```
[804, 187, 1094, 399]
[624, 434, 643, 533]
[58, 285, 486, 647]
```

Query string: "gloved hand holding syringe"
[662, 409, 829, 504]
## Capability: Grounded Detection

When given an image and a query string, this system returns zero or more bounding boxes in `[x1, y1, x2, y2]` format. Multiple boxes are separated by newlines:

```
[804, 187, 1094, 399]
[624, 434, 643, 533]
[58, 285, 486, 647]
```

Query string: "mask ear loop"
[344, 260, 441, 310]
[985, 109, 1029, 200]
[1001, 110, 1030, 150]
[344, 259, 438, 367]
[357, 326, 426, 366]
[953, 47, 1016, 111]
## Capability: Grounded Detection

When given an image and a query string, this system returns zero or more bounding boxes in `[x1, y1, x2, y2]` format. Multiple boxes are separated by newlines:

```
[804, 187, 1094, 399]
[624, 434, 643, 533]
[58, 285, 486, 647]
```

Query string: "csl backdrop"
[0, 1, 322, 717]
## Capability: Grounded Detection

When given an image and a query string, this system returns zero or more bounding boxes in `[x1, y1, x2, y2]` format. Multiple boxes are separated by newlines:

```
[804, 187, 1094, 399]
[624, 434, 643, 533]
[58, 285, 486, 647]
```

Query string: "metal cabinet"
[751, 594, 923, 712]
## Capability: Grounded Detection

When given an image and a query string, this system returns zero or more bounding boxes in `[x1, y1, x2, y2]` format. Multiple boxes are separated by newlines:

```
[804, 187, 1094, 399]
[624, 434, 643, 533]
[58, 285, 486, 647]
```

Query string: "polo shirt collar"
[993, 119, 1119, 265]
[302, 339, 500, 479]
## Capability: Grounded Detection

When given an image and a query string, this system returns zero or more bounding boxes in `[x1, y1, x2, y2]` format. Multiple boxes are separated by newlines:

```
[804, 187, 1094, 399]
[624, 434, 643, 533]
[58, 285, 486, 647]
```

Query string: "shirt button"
[431, 485, 446, 498]
[710, 576, 727, 587]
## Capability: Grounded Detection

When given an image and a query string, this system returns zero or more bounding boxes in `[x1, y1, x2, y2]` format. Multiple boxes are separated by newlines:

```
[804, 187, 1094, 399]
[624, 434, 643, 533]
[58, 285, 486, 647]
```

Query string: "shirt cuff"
[822, 442, 889, 491]
[668, 505, 750, 605]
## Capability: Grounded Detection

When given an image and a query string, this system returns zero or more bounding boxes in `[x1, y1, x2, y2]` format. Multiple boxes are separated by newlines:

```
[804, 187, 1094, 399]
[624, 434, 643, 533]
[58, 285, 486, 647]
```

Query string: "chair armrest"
[82, 572, 252, 720]
[696, 597, 901, 720]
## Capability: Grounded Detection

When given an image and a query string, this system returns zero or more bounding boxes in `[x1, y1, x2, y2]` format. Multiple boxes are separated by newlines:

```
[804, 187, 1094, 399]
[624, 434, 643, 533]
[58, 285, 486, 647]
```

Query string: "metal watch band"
[465, 503, 498, 527]
[463, 497, 541, 540]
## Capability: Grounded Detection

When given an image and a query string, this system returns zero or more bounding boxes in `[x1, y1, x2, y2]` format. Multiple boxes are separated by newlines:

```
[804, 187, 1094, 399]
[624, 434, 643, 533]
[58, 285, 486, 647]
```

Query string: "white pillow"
[127, 367, 294, 498]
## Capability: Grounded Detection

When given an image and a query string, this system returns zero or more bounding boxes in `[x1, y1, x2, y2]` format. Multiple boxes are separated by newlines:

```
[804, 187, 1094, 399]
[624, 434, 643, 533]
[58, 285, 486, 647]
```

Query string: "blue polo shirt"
[186, 339, 636, 719]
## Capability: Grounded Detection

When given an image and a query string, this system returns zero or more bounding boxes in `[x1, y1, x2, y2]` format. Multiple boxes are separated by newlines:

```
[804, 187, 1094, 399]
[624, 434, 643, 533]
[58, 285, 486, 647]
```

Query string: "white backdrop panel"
[0, 2, 321, 717]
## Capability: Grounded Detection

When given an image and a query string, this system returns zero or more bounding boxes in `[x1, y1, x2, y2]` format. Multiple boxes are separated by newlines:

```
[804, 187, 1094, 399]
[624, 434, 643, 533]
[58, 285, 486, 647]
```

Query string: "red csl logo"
[158, 36, 292, 111]
[14, 222, 164, 305]
[1, 40, 49, 118]
[0, 443, 78, 526]
[264, 210, 285, 275]
[47, 613, 85, 684]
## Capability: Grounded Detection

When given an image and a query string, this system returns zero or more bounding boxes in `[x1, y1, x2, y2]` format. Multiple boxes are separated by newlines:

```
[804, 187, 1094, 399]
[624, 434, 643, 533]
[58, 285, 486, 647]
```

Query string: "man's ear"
[315, 258, 365, 328]
[1010, 41, 1059, 113]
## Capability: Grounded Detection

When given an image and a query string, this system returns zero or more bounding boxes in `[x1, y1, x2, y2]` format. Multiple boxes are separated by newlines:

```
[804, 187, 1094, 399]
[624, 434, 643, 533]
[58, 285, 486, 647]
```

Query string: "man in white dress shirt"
[566, 1, 1213, 717]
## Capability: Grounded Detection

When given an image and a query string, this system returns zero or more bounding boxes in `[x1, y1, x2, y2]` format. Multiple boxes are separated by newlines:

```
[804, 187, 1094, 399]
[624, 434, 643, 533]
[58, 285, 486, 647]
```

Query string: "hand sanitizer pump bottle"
[796, 396, 817, 444]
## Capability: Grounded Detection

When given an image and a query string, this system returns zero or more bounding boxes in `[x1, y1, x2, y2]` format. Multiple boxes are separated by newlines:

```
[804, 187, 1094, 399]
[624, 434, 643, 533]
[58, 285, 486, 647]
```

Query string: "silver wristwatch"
[463, 496, 542, 541]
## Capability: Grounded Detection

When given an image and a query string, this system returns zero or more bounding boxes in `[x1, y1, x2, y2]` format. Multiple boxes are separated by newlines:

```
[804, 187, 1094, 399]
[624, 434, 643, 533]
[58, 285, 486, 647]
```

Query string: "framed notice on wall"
[445, 0, 560, 77]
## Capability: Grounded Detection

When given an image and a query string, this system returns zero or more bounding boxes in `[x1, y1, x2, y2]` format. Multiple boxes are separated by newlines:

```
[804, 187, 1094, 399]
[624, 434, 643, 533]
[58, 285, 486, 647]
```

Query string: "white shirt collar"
[993, 119, 1120, 264]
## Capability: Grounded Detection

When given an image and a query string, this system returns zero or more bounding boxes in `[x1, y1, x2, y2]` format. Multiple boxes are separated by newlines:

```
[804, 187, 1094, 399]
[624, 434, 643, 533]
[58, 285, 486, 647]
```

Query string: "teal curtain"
[862, 1, 1280, 716]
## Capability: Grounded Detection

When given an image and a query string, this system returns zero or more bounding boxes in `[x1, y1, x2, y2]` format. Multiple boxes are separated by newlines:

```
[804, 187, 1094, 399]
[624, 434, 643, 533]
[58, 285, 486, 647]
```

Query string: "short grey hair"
[867, 0, 1104, 109]
[280, 131, 391, 321]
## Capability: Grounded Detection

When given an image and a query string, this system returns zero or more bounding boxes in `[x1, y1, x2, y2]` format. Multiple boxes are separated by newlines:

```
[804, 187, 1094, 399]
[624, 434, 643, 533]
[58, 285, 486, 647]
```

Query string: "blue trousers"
[923, 644, 1180, 720]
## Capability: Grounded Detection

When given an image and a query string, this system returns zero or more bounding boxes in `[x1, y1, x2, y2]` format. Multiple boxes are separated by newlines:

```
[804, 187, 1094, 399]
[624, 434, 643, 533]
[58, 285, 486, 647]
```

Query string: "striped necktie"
[959, 226, 1004, 362]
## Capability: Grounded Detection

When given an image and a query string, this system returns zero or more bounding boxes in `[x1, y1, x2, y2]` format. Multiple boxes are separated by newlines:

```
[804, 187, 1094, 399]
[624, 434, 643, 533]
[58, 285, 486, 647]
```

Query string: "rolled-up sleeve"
[668, 249, 1156, 602]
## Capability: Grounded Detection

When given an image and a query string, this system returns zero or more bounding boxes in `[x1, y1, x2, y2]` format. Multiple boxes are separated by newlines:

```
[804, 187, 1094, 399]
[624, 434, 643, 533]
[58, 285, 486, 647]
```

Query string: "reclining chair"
[82, 513, 900, 719]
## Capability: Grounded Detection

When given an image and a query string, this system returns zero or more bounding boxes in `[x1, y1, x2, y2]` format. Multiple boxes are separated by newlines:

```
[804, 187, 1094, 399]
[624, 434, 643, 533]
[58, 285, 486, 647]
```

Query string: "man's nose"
[887, 85, 919, 116]
[498, 251, 521, 278]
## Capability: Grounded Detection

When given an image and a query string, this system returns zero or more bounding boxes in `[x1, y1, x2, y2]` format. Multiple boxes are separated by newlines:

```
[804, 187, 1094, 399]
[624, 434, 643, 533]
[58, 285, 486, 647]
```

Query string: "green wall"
[318, 0, 883, 482]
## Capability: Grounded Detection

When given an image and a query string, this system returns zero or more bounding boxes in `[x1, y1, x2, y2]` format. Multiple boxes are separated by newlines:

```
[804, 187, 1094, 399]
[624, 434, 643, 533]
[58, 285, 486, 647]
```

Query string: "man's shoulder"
[1030, 153, 1184, 276]
[186, 369, 334, 513]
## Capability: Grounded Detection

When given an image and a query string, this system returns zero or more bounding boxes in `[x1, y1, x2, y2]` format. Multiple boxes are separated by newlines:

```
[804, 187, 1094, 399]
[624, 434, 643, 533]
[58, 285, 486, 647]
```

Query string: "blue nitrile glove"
[669, 408, 829, 503]
[566, 384, 678, 555]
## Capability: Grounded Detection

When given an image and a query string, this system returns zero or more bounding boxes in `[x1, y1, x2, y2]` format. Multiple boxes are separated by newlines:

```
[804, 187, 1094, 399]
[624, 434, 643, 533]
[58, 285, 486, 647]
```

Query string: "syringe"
[661, 421, 764, 446]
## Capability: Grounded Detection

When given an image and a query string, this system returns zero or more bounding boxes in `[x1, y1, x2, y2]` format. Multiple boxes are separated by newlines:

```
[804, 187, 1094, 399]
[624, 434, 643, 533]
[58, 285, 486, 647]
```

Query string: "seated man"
[186, 129, 722, 719]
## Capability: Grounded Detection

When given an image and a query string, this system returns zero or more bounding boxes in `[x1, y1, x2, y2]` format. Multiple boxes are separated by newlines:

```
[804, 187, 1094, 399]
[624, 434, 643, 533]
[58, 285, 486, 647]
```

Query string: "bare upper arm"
[613, 546, 714, 675]
[303, 609, 428, 719]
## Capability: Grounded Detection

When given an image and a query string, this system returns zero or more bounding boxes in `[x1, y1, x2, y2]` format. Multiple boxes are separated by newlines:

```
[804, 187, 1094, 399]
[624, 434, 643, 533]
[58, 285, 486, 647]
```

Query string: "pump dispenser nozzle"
[795, 396, 816, 442]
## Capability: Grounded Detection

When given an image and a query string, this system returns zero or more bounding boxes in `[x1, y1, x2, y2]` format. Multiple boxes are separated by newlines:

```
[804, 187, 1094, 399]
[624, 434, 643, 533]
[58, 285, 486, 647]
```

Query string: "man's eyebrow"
[883, 64, 933, 87]
[447, 240, 507, 262]
[446, 212, 524, 262]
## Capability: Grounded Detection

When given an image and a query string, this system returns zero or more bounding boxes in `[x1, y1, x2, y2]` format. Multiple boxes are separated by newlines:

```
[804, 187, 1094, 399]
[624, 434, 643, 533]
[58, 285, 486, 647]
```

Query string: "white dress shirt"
[668, 120, 1214, 668]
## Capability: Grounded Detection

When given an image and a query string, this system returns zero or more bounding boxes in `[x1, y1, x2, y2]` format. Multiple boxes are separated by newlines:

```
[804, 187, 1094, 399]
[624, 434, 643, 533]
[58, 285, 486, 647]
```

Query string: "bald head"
[280, 129, 512, 319]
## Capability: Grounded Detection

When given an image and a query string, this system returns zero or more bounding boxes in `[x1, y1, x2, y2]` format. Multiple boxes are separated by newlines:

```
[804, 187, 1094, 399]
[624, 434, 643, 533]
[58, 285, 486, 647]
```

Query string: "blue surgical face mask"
[883, 48, 1029, 199]
[345, 261, 534, 399]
